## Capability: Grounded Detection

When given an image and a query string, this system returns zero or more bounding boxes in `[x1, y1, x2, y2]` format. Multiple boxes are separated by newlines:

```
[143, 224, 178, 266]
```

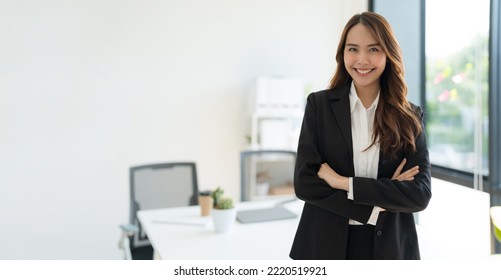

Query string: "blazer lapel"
[328, 84, 353, 160]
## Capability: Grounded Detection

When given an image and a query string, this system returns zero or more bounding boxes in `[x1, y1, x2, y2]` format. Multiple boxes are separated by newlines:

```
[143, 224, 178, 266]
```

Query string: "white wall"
[0, 0, 367, 259]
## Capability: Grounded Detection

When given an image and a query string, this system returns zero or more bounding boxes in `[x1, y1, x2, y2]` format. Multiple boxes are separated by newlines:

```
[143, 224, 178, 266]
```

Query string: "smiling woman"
[343, 24, 387, 104]
[289, 12, 431, 260]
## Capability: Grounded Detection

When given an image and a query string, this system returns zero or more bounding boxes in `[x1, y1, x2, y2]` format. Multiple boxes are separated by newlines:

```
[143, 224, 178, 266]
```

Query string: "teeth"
[356, 69, 372, 74]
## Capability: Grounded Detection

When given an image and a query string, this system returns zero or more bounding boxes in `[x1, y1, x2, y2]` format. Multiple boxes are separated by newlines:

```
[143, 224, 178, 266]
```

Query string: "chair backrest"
[129, 162, 199, 248]
[240, 150, 296, 201]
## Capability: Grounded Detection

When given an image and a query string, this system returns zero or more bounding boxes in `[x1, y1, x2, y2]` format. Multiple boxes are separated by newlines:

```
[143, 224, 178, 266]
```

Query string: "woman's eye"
[347, 47, 357, 52]
[369, 47, 380, 52]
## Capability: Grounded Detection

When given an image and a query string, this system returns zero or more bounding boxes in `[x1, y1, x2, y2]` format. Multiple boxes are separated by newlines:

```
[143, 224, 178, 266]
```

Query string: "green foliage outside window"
[426, 35, 489, 174]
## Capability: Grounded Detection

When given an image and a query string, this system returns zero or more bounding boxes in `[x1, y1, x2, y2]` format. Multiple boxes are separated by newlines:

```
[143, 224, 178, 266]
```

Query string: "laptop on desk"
[236, 206, 297, 224]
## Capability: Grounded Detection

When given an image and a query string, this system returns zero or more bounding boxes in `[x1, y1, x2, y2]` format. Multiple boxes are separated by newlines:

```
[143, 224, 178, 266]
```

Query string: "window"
[425, 0, 490, 178]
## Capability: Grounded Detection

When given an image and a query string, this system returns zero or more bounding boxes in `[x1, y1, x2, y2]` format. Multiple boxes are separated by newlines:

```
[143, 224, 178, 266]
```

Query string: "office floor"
[416, 178, 491, 259]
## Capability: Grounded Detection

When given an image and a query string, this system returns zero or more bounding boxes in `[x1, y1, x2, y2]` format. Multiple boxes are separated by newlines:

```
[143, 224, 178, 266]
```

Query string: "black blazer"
[289, 84, 432, 260]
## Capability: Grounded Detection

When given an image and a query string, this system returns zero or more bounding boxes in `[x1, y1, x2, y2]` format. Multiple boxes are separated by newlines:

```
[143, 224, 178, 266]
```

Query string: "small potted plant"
[211, 187, 224, 208]
[211, 187, 237, 233]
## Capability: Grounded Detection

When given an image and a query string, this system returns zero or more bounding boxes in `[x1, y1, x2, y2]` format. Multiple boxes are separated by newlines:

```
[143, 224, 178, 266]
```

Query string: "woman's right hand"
[392, 158, 419, 181]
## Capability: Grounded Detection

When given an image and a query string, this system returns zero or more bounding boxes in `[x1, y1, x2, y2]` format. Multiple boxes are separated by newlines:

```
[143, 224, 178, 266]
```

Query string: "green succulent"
[215, 197, 234, 209]
[211, 186, 224, 208]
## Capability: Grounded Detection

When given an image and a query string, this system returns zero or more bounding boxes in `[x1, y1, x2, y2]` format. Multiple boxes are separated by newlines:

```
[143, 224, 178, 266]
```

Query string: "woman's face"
[343, 23, 387, 94]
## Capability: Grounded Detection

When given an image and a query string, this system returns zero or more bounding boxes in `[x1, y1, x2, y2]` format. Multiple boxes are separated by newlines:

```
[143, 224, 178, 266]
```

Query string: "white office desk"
[137, 198, 303, 260]
[138, 180, 493, 260]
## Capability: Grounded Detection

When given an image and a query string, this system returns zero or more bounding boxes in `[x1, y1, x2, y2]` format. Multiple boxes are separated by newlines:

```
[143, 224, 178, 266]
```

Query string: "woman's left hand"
[391, 158, 419, 181]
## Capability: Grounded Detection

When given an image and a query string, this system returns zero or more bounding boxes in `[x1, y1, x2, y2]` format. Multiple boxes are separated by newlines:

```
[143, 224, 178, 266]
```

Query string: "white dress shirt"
[346, 82, 383, 225]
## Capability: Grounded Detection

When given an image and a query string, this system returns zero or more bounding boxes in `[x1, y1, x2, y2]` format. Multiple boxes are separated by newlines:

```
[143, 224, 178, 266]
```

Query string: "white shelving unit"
[242, 77, 304, 201]
[247, 76, 305, 150]
[240, 150, 296, 201]
[249, 112, 303, 150]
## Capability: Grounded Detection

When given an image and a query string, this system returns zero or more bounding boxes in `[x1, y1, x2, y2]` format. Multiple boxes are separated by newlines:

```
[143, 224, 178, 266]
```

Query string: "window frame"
[488, 0, 501, 197]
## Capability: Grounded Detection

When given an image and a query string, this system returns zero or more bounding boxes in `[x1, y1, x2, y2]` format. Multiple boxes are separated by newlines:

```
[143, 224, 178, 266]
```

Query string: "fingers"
[317, 163, 330, 179]
[396, 165, 419, 181]
[391, 158, 407, 180]
[391, 158, 420, 181]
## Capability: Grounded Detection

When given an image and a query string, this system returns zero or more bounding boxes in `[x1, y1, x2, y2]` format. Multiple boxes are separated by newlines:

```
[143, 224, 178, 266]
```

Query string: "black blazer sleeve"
[294, 91, 374, 224]
[352, 106, 432, 213]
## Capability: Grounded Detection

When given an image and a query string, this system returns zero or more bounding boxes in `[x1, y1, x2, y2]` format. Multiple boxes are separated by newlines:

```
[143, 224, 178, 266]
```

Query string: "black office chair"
[240, 150, 296, 201]
[119, 162, 199, 260]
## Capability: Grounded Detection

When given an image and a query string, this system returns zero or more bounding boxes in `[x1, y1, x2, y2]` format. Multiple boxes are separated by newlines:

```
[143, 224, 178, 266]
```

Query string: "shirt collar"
[349, 82, 380, 113]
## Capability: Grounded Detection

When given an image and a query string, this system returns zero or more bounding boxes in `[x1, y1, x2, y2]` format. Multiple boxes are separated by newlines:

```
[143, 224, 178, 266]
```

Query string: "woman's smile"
[354, 68, 375, 75]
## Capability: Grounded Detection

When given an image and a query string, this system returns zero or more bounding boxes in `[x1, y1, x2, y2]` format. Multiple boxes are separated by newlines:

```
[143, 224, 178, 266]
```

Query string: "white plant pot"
[212, 208, 237, 234]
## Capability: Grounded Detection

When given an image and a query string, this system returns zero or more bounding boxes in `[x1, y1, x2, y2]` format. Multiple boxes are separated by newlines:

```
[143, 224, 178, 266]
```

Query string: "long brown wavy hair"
[329, 12, 422, 158]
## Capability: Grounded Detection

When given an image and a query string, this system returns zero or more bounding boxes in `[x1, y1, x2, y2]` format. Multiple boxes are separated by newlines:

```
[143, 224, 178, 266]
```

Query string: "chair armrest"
[118, 224, 139, 259]
[119, 224, 139, 236]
